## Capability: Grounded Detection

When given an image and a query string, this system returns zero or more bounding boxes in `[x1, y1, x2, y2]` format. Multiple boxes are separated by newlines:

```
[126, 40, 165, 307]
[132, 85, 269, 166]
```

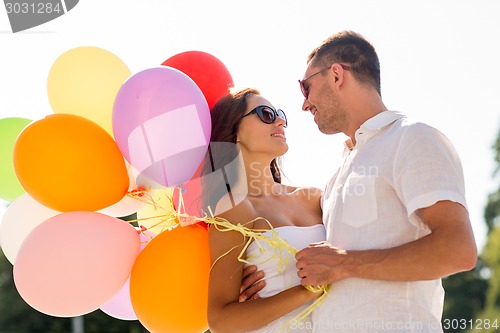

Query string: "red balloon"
[162, 51, 234, 109]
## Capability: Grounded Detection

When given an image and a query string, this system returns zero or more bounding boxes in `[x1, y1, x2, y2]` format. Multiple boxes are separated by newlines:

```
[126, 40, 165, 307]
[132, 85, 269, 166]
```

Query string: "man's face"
[301, 63, 346, 135]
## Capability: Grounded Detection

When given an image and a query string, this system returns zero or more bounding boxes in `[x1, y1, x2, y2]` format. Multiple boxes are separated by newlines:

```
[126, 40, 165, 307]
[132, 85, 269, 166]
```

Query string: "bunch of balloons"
[0, 46, 234, 333]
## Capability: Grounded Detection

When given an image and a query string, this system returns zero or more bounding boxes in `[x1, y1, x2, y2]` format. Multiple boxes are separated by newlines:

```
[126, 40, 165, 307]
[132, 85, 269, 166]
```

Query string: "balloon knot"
[137, 225, 148, 234]
[128, 187, 147, 197]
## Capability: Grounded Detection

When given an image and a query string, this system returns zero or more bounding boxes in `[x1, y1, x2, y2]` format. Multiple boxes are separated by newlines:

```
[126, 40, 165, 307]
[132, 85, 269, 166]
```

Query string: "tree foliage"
[471, 128, 500, 332]
[442, 127, 500, 333]
[470, 226, 500, 333]
[442, 260, 488, 329]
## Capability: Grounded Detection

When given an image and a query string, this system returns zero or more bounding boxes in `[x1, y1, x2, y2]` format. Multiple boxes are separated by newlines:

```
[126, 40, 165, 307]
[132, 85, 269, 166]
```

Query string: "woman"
[202, 88, 326, 333]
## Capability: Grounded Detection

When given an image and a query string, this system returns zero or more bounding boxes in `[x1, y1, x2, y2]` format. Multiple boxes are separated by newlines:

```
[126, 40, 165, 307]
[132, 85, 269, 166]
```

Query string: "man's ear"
[332, 63, 346, 85]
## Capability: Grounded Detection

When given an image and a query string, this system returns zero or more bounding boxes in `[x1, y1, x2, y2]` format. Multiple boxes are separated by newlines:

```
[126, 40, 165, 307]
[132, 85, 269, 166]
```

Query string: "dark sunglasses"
[298, 64, 350, 100]
[241, 105, 287, 128]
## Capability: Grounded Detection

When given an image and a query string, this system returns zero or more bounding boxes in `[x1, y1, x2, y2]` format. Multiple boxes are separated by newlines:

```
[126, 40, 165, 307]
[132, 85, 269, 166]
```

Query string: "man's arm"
[295, 200, 477, 286]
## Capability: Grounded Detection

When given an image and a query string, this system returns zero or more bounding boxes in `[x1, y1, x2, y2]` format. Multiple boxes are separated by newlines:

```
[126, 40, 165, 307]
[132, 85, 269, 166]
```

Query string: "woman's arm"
[207, 200, 320, 333]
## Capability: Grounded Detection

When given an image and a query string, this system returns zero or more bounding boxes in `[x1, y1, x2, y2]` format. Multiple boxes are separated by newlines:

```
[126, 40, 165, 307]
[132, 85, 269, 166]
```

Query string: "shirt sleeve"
[393, 122, 468, 219]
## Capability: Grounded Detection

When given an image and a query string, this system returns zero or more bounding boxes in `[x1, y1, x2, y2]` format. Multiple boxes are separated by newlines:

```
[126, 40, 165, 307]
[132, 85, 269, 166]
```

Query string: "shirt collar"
[359, 111, 405, 132]
[343, 111, 405, 154]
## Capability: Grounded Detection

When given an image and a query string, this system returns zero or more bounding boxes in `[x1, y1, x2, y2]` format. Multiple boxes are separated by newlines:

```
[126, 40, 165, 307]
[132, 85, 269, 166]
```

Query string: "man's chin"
[318, 124, 340, 135]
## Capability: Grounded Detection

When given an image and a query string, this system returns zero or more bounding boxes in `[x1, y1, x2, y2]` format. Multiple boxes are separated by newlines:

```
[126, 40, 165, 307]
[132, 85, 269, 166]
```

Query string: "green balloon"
[0, 117, 32, 201]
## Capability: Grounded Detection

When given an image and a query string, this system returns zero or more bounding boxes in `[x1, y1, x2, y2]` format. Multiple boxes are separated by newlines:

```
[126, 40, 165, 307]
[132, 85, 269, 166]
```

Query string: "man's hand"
[239, 265, 266, 302]
[295, 242, 352, 286]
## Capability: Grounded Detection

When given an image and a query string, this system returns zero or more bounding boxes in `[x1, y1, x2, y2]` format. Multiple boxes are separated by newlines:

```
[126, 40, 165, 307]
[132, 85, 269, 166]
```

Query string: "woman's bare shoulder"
[214, 193, 256, 225]
[208, 194, 258, 253]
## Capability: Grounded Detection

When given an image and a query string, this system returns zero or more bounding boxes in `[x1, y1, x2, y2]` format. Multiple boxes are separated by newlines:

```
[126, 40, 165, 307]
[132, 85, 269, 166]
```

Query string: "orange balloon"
[130, 224, 210, 333]
[13, 114, 129, 212]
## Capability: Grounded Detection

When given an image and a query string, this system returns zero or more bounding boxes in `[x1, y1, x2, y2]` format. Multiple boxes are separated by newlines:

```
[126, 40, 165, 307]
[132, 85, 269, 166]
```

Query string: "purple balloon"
[112, 67, 211, 187]
[100, 278, 136, 321]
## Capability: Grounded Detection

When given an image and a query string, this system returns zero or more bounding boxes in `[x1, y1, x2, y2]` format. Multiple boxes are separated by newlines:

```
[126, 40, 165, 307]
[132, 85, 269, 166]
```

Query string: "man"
[241, 31, 477, 332]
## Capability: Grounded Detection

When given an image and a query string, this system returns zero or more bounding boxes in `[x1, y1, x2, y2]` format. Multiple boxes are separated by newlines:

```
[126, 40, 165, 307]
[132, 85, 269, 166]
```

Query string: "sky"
[1, 0, 499, 254]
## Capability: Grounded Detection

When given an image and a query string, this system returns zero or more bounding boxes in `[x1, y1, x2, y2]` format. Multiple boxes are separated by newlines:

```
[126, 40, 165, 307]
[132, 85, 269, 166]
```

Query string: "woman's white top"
[244, 224, 326, 333]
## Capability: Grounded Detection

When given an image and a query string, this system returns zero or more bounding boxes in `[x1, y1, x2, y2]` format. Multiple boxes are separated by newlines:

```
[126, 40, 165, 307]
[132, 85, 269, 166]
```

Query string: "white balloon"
[0, 193, 59, 264]
[97, 194, 145, 218]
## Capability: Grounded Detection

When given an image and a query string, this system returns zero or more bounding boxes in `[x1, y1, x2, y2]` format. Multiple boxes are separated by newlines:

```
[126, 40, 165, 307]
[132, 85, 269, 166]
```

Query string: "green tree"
[471, 228, 500, 333]
[442, 261, 488, 332]
[469, 128, 500, 332]
[442, 128, 500, 333]
[484, 129, 500, 233]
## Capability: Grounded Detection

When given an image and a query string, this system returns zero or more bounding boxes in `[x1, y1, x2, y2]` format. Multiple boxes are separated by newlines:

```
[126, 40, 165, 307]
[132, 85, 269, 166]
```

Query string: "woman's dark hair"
[308, 31, 381, 96]
[200, 88, 283, 212]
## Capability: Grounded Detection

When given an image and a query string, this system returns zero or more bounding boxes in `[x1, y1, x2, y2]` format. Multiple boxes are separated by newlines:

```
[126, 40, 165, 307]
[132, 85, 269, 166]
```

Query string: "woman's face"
[236, 94, 288, 158]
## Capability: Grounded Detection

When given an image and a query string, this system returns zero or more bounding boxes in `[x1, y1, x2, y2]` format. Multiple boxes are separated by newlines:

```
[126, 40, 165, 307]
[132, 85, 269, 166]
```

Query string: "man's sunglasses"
[241, 105, 287, 128]
[298, 63, 350, 100]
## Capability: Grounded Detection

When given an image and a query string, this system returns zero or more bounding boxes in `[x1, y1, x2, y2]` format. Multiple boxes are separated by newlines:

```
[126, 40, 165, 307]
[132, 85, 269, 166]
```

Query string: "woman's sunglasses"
[241, 105, 287, 128]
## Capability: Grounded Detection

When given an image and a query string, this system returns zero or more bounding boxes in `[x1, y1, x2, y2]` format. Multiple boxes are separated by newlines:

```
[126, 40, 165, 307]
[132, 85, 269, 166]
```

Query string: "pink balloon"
[112, 67, 211, 188]
[13, 211, 140, 317]
[99, 231, 155, 321]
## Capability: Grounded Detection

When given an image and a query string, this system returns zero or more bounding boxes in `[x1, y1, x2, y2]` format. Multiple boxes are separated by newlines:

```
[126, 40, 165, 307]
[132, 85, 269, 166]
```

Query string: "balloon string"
[131, 186, 328, 331]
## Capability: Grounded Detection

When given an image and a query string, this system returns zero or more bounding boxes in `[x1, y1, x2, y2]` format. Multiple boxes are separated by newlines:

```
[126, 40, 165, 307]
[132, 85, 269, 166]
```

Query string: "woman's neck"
[244, 160, 280, 197]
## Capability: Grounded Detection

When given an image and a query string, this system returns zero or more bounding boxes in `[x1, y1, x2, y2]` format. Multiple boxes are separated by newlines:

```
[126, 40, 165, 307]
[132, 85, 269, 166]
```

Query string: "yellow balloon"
[47, 46, 131, 136]
[136, 188, 176, 235]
